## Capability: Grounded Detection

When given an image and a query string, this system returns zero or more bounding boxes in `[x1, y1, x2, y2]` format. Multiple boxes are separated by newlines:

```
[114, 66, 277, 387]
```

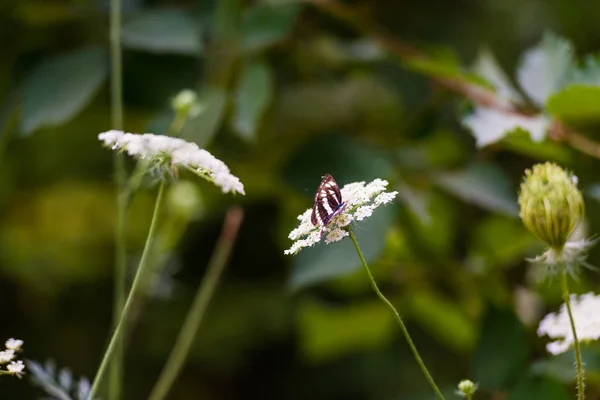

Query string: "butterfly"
[311, 174, 347, 234]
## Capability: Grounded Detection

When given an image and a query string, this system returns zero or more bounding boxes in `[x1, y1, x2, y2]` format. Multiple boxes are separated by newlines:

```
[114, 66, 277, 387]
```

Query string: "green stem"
[561, 268, 585, 400]
[109, 0, 126, 397]
[148, 206, 244, 400]
[89, 181, 166, 400]
[348, 231, 445, 400]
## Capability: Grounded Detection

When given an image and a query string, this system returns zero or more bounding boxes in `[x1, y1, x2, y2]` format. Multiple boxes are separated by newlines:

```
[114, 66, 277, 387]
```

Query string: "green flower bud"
[457, 379, 477, 398]
[518, 162, 583, 251]
[171, 89, 203, 118]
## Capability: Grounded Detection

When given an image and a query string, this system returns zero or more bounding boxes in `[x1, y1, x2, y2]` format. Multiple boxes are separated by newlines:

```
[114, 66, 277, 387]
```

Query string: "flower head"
[538, 292, 600, 355]
[284, 178, 397, 255]
[518, 162, 583, 251]
[456, 379, 478, 398]
[5, 339, 22, 352]
[98, 130, 244, 195]
[6, 360, 24, 377]
[0, 338, 24, 378]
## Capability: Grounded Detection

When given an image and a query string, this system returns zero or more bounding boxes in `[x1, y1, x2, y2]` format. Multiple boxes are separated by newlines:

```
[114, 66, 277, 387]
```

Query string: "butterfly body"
[311, 174, 347, 234]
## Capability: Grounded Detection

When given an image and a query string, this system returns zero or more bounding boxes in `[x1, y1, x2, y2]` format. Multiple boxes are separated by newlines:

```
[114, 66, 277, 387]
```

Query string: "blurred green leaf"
[472, 48, 524, 105]
[471, 307, 531, 390]
[467, 215, 538, 271]
[531, 346, 600, 384]
[241, 2, 302, 52]
[516, 31, 574, 108]
[404, 192, 455, 256]
[181, 88, 227, 147]
[546, 84, 600, 121]
[500, 130, 573, 163]
[462, 107, 549, 147]
[121, 9, 202, 55]
[564, 55, 600, 86]
[288, 204, 396, 291]
[233, 59, 274, 140]
[507, 374, 570, 400]
[20, 47, 108, 134]
[297, 298, 395, 362]
[405, 289, 475, 353]
[435, 162, 519, 216]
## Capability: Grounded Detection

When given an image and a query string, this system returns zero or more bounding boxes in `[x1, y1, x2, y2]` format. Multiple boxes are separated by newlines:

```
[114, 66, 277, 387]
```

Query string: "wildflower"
[98, 130, 244, 195]
[538, 292, 600, 355]
[5, 339, 23, 351]
[456, 379, 478, 398]
[0, 350, 14, 363]
[284, 178, 398, 255]
[518, 162, 583, 251]
[7, 361, 24, 377]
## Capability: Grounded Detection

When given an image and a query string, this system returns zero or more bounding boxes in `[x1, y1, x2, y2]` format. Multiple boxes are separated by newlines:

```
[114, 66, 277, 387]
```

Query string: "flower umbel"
[456, 379, 478, 398]
[98, 130, 244, 194]
[0, 338, 24, 378]
[284, 178, 398, 255]
[518, 162, 583, 250]
[538, 292, 600, 355]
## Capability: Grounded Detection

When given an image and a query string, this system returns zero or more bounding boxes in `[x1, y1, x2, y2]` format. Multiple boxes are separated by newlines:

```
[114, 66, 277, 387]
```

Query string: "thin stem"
[148, 206, 244, 400]
[109, 0, 126, 397]
[348, 231, 445, 400]
[561, 268, 585, 400]
[89, 181, 166, 400]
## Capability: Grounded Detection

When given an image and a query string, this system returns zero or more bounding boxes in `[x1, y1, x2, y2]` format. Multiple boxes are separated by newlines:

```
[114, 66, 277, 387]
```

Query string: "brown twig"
[309, 0, 600, 159]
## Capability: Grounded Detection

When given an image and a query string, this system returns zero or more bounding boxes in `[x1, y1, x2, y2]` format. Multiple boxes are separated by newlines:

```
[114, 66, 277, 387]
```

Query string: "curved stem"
[148, 206, 244, 400]
[89, 181, 166, 400]
[561, 268, 585, 400]
[109, 0, 126, 397]
[349, 231, 445, 400]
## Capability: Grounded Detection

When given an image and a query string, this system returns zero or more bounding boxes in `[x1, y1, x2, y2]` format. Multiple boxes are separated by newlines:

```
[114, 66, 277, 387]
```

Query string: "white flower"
[98, 130, 244, 195]
[0, 350, 14, 364]
[538, 292, 600, 355]
[5, 339, 23, 352]
[6, 360, 24, 377]
[284, 178, 398, 255]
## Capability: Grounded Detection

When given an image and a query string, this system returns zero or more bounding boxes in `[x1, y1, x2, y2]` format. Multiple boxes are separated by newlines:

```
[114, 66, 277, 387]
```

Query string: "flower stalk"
[349, 231, 445, 400]
[561, 268, 585, 400]
[89, 180, 166, 399]
[148, 206, 244, 400]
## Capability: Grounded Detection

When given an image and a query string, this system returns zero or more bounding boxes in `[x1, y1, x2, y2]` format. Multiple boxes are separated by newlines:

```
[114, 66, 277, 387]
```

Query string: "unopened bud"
[518, 162, 583, 251]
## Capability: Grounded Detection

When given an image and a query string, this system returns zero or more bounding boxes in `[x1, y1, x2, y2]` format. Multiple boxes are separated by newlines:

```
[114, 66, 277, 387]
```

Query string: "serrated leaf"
[473, 48, 524, 105]
[241, 3, 302, 52]
[121, 9, 202, 55]
[471, 307, 531, 390]
[462, 107, 549, 147]
[20, 47, 108, 134]
[233, 59, 274, 140]
[297, 298, 395, 362]
[546, 84, 600, 121]
[516, 31, 574, 108]
[288, 204, 396, 291]
[435, 162, 519, 216]
[507, 374, 570, 400]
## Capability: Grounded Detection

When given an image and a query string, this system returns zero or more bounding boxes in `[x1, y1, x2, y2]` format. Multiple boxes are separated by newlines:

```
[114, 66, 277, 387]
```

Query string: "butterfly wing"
[311, 174, 343, 226]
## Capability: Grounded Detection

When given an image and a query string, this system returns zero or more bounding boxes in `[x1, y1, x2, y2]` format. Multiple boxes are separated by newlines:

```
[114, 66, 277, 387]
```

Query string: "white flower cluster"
[538, 292, 600, 355]
[284, 178, 398, 255]
[0, 338, 25, 377]
[98, 130, 244, 195]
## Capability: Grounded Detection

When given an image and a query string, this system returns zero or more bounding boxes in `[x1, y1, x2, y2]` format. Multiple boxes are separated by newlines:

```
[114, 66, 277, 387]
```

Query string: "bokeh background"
[2, 0, 600, 398]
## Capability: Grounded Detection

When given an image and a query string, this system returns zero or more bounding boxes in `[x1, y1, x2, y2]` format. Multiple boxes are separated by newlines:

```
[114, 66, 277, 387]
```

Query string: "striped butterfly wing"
[311, 174, 343, 227]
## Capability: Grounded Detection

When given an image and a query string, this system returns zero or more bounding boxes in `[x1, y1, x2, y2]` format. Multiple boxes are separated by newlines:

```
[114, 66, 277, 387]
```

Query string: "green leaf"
[435, 162, 519, 216]
[405, 289, 475, 353]
[121, 9, 202, 55]
[500, 129, 573, 164]
[472, 48, 524, 105]
[546, 84, 600, 121]
[468, 215, 538, 271]
[507, 374, 570, 400]
[241, 3, 302, 52]
[20, 47, 108, 134]
[181, 87, 228, 147]
[233, 59, 274, 140]
[297, 298, 395, 362]
[462, 107, 549, 147]
[516, 31, 574, 108]
[471, 307, 531, 390]
[288, 204, 396, 291]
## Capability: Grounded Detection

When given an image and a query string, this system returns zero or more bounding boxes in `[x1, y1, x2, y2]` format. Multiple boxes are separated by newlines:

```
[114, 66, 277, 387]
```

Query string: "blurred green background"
[2, 0, 600, 398]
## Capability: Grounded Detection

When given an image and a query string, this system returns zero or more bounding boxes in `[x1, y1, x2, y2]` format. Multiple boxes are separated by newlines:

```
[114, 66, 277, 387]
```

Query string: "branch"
[309, 0, 600, 159]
